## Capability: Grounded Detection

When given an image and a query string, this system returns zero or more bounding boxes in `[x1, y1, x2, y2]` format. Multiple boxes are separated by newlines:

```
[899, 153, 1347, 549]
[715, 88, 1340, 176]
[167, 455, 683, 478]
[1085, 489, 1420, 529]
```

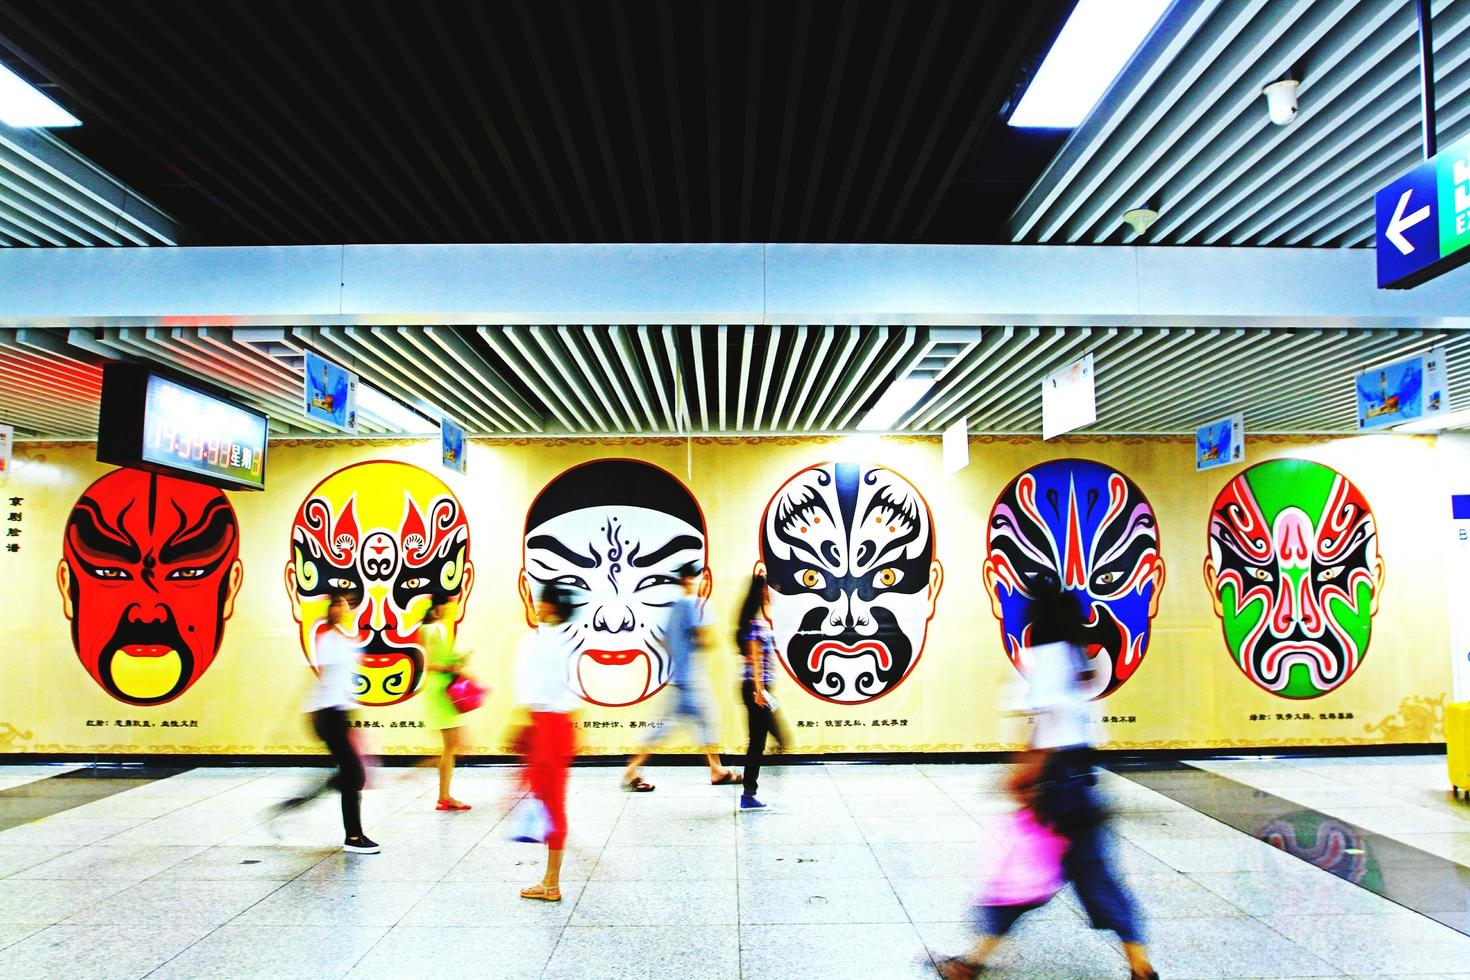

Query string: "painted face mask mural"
[286, 461, 473, 707]
[1204, 458, 1383, 699]
[983, 459, 1164, 699]
[57, 469, 244, 705]
[521, 459, 708, 707]
[757, 462, 943, 703]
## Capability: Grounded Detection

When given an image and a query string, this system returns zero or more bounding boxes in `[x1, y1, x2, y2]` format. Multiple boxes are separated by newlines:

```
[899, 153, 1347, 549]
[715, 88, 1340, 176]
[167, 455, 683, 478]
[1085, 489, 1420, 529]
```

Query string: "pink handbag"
[979, 807, 1068, 907]
[447, 674, 486, 713]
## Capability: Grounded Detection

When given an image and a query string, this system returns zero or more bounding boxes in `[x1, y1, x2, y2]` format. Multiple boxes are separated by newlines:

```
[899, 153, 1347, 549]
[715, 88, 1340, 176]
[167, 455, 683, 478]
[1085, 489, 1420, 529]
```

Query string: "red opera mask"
[57, 468, 244, 705]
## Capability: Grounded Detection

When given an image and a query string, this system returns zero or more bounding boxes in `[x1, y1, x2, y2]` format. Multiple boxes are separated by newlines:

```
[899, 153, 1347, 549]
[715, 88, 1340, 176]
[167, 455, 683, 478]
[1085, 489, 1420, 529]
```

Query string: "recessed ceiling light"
[1393, 407, 1470, 434]
[0, 62, 80, 128]
[1008, 0, 1170, 129]
[357, 384, 438, 433]
[858, 378, 934, 432]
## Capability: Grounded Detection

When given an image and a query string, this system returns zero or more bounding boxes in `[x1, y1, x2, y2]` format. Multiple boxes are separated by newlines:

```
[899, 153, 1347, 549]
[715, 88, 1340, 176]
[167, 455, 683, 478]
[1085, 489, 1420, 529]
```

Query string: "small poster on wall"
[441, 417, 467, 474]
[303, 351, 358, 432]
[1195, 413, 1244, 471]
[0, 423, 11, 476]
[1355, 346, 1447, 431]
[1042, 352, 1096, 440]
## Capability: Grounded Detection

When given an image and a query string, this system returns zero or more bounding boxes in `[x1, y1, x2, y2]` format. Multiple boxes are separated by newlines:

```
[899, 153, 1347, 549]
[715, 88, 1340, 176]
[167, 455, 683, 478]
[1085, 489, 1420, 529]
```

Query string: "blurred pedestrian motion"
[417, 592, 477, 811]
[736, 574, 787, 812]
[514, 582, 581, 901]
[938, 586, 1156, 979]
[269, 587, 378, 854]
[622, 561, 741, 792]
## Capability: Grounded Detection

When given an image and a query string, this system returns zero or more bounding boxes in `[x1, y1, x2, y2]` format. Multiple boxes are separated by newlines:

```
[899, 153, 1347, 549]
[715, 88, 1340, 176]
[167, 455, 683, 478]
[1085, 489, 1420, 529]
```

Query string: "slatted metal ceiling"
[0, 123, 179, 245]
[1011, 0, 1468, 247]
[5, 325, 1467, 439]
[0, 0, 1072, 245]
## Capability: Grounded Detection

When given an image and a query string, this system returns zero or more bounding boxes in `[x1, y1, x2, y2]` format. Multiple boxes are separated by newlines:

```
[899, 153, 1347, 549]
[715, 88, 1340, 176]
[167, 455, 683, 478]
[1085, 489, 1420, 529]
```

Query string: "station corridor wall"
[0, 434, 1453, 756]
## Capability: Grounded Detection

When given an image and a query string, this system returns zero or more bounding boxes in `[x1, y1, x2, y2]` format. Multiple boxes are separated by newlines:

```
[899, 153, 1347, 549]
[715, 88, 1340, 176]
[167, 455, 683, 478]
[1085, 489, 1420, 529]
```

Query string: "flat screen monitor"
[97, 363, 268, 491]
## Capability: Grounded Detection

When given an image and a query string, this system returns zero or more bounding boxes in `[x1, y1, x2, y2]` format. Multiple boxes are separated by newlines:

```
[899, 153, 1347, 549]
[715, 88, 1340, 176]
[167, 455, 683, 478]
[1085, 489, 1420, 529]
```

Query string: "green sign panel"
[1376, 133, 1470, 289]
[1439, 135, 1470, 258]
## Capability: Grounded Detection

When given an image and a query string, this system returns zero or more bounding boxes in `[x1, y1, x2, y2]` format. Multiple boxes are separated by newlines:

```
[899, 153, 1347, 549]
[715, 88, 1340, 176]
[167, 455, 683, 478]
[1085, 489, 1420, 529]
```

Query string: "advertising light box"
[97, 363, 268, 491]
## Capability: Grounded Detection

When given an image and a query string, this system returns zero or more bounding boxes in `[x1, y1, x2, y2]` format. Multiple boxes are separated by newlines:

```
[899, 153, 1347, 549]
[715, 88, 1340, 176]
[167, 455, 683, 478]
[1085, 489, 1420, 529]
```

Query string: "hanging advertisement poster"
[303, 351, 358, 432]
[942, 418, 969, 474]
[441, 417, 467, 474]
[1041, 352, 1096, 440]
[0, 423, 11, 476]
[1449, 494, 1470, 702]
[1195, 413, 1244, 471]
[1355, 346, 1447, 431]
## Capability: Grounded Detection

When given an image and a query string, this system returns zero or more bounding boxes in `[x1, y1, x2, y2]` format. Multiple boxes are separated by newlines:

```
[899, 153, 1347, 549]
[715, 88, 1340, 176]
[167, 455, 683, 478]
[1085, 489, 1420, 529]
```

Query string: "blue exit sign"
[1376, 133, 1470, 289]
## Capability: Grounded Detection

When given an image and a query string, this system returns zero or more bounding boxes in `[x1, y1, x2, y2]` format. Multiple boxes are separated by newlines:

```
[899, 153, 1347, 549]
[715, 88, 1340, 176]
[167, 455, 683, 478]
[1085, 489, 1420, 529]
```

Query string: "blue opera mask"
[983, 459, 1165, 699]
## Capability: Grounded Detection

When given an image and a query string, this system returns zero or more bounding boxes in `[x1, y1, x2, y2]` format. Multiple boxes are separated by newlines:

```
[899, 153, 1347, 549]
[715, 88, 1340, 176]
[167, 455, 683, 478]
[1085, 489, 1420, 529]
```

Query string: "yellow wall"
[0, 433, 1452, 756]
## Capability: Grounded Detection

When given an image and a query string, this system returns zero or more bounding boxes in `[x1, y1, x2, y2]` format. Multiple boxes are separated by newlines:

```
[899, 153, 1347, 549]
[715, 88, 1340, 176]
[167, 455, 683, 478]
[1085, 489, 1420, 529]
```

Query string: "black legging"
[741, 679, 788, 797]
[278, 707, 365, 838]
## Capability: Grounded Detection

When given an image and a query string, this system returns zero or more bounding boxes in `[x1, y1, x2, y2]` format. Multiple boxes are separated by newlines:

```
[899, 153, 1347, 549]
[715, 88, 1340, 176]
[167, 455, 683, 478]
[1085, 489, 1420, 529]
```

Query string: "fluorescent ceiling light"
[357, 384, 438, 433]
[858, 378, 934, 432]
[0, 63, 80, 128]
[1394, 408, 1470, 434]
[1008, 0, 1170, 129]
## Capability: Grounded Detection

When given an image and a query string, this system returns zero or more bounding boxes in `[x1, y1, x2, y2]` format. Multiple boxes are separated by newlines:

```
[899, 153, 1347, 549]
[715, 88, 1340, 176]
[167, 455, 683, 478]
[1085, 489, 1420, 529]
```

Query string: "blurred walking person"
[622, 562, 741, 792]
[937, 586, 1155, 979]
[270, 587, 378, 854]
[515, 582, 581, 901]
[736, 574, 787, 812]
[418, 593, 474, 811]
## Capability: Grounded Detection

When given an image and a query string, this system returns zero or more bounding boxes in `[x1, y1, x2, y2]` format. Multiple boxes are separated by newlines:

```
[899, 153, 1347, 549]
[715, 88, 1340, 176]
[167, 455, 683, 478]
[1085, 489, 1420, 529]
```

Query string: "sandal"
[622, 777, 656, 793]
[519, 883, 561, 902]
[436, 798, 472, 811]
[710, 771, 743, 786]
[934, 956, 984, 979]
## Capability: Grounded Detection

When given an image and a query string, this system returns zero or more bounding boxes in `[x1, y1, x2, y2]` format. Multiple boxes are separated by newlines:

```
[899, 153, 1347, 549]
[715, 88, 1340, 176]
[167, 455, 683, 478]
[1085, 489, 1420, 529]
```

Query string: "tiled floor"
[0, 757, 1464, 978]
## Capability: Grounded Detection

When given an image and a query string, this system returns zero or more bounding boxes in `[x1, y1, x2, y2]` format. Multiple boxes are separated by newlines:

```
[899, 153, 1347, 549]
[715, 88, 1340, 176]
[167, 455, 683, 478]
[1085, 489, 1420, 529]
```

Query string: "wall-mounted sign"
[303, 350, 358, 432]
[1450, 494, 1470, 703]
[97, 364, 268, 491]
[942, 418, 969, 474]
[1042, 352, 1096, 440]
[1375, 133, 1470, 289]
[1355, 346, 1448, 431]
[441, 417, 467, 474]
[0, 423, 11, 477]
[1195, 413, 1243, 471]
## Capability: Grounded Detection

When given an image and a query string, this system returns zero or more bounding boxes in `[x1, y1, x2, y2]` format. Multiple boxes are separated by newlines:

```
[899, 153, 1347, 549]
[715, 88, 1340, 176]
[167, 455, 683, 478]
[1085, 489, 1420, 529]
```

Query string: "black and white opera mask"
[521, 459, 708, 707]
[757, 462, 943, 703]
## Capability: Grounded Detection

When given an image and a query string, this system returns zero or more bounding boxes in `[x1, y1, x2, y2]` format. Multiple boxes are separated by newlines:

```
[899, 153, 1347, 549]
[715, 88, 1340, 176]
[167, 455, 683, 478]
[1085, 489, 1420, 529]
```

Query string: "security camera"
[1262, 78, 1299, 126]
[1122, 207, 1159, 237]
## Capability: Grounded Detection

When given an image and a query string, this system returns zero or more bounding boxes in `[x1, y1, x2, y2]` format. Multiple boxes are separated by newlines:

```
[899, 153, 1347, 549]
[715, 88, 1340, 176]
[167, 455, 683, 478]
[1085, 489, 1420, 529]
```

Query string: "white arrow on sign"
[1387, 188, 1431, 255]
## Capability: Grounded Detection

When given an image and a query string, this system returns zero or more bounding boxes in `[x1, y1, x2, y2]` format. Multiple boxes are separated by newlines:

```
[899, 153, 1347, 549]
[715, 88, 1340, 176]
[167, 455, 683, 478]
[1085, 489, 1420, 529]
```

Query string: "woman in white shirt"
[940, 587, 1155, 980]
[270, 588, 378, 854]
[514, 582, 582, 902]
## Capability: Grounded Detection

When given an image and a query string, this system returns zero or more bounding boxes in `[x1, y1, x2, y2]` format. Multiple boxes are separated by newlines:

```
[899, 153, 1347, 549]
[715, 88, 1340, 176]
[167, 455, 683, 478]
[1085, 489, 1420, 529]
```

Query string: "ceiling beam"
[1, 244, 1467, 330]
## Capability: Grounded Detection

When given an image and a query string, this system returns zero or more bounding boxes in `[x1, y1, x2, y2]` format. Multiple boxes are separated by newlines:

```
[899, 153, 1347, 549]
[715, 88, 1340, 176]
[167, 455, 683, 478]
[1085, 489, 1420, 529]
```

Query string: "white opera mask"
[521, 459, 709, 707]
